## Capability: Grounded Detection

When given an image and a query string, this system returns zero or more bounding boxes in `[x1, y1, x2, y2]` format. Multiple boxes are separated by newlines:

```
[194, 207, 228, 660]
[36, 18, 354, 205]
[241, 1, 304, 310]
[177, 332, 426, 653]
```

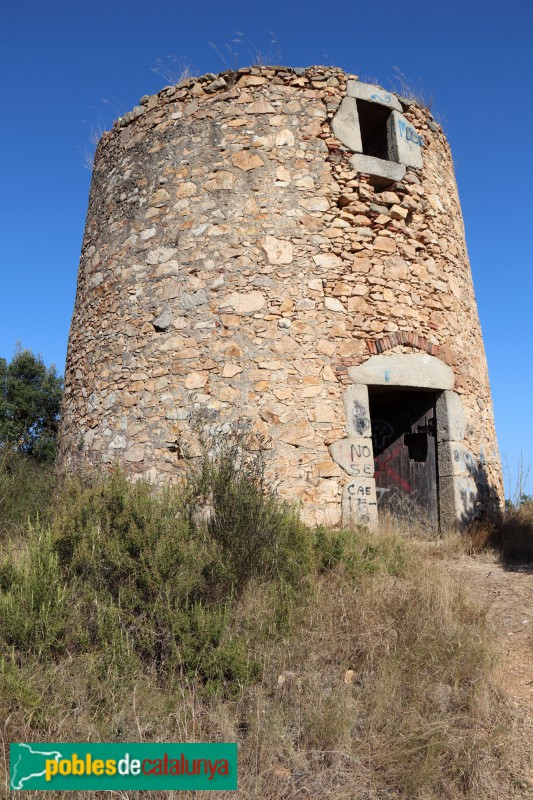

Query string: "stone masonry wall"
[58, 65, 503, 526]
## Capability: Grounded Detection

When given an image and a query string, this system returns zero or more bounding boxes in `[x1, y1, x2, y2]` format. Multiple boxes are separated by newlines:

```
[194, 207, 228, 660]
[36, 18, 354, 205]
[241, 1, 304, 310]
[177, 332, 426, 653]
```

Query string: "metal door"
[369, 389, 439, 526]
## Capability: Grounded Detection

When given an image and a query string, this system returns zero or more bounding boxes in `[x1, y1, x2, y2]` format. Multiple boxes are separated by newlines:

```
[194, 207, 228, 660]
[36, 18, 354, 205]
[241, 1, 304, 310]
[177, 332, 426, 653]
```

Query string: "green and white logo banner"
[10, 742, 237, 791]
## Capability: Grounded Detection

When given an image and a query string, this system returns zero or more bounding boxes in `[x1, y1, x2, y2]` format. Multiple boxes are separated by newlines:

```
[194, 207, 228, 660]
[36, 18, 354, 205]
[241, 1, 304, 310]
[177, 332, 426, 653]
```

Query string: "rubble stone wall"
[58, 65, 503, 526]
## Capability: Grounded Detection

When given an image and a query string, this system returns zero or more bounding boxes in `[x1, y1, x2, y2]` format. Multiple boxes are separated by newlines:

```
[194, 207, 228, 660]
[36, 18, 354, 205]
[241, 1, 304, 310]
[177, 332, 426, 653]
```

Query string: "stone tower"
[58, 65, 503, 528]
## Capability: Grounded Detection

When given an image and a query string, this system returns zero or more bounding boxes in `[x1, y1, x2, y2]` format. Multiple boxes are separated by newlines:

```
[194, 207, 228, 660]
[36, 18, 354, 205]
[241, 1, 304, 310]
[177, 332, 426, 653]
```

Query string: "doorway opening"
[369, 387, 440, 527]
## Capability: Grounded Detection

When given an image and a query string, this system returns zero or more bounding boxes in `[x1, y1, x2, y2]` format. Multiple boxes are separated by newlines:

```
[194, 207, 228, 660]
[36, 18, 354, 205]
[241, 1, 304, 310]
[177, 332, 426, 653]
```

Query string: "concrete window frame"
[331, 80, 424, 184]
[328, 354, 480, 530]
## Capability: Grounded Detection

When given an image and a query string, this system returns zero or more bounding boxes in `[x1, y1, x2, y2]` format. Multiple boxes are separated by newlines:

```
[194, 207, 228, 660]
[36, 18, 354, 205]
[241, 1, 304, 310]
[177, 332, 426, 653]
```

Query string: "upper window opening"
[356, 100, 392, 161]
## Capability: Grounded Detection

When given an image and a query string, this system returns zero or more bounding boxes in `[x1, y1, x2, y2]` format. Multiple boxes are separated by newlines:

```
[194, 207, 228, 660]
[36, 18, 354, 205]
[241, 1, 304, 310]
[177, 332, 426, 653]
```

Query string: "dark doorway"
[369, 388, 439, 527]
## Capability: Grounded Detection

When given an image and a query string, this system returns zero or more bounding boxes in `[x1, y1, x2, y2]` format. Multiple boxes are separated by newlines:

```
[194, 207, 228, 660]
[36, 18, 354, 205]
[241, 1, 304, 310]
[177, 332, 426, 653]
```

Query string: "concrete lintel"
[349, 153, 406, 184]
[388, 110, 424, 168]
[331, 96, 363, 152]
[348, 354, 454, 390]
[346, 80, 402, 112]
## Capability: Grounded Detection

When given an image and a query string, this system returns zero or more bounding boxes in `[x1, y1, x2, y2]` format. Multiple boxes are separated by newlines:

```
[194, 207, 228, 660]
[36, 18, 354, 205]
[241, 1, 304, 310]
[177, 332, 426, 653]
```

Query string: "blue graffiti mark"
[384, 368, 391, 383]
[397, 119, 424, 147]
[370, 91, 393, 104]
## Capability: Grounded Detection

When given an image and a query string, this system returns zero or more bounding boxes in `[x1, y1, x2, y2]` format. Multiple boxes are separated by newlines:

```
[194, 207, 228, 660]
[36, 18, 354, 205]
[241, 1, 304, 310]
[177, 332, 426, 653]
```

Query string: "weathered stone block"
[308, 404, 336, 423]
[260, 235, 293, 265]
[436, 391, 466, 442]
[342, 478, 378, 529]
[152, 309, 173, 330]
[125, 444, 145, 462]
[204, 171, 235, 191]
[329, 437, 374, 478]
[231, 151, 265, 171]
[184, 372, 208, 390]
[279, 419, 316, 447]
[343, 384, 371, 438]
[331, 96, 363, 152]
[349, 153, 406, 183]
[439, 474, 479, 528]
[438, 441, 478, 479]
[324, 296, 345, 312]
[388, 111, 424, 168]
[222, 291, 265, 314]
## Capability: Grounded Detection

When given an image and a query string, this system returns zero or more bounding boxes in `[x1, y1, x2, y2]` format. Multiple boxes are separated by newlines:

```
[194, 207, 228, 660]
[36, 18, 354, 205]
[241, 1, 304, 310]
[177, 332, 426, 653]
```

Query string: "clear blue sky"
[1, 0, 532, 497]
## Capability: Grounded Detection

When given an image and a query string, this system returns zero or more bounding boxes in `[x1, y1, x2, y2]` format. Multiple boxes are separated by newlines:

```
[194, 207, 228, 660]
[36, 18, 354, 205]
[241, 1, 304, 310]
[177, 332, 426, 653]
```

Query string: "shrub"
[49, 471, 260, 688]
[0, 451, 55, 539]
[53, 472, 208, 606]
[184, 424, 314, 591]
[464, 497, 533, 563]
[0, 526, 68, 656]
[1, 429, 316, 693]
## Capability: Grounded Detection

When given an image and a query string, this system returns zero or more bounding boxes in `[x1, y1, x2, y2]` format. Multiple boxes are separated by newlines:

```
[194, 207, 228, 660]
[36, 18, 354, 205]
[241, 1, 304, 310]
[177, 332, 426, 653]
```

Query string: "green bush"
[0, 428, 322, 694]
[0, 426, 413, 701]
[53, 472, 209, 606]
[0, 526, 68, 656]
[0, 451, 55, 538]
[186, 426, 314, 591]
[313, 523, 407, 577]
[49, 470, 259, 689]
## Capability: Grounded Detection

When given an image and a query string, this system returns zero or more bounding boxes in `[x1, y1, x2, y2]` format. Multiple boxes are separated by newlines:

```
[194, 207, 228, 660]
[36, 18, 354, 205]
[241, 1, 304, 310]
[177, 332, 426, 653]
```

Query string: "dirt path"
[445, 553, 533, 792]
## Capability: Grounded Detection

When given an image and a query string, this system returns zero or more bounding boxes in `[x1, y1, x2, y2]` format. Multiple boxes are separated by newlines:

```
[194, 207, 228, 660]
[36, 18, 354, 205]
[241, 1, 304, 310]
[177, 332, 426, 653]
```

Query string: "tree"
[0, 347, 63, 462]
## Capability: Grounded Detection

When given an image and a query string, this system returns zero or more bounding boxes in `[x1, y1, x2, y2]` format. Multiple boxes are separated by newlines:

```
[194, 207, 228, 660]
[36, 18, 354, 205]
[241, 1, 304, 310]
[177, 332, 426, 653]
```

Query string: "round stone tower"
[58, 65, 503, 528]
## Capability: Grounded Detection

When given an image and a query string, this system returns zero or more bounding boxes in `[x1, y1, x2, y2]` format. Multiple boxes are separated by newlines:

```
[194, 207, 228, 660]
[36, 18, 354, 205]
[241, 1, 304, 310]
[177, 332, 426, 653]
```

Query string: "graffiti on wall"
[352, 400, 371, 436]
[370, 91, 394, 105]
[397, 118, 423, 147]
[374, 442, 414, 494]
[329, 437, 374, 478]
[343, 479, 377, 525]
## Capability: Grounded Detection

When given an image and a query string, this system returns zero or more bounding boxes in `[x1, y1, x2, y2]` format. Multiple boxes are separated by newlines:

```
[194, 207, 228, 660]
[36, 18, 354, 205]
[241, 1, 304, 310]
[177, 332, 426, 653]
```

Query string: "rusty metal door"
[369, 389, 439, 526]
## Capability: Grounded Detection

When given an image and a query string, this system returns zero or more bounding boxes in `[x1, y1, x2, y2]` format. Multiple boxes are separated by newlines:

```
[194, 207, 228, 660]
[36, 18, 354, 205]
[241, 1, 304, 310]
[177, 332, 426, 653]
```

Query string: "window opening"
[356, 99, 392, 161]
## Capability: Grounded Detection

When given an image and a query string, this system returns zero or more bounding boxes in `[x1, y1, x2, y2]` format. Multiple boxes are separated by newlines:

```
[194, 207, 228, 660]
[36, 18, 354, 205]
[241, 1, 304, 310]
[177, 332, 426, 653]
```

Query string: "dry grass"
[427, 504, 533, 565]
[151, 56, 197, 87]
[1, 531, 520, 798]
[236, 561, 512, 799]
[0, 452, 525, 798]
